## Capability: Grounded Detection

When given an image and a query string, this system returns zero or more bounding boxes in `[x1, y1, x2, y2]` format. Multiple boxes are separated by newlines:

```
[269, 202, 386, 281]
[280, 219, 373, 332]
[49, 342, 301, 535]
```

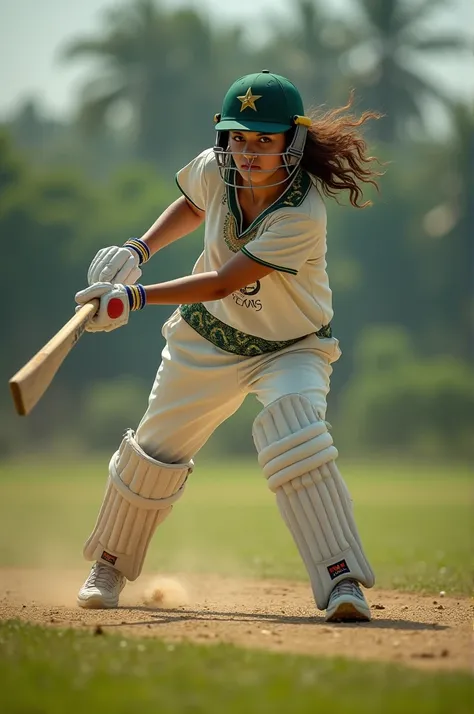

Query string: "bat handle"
[77, 299, 100, 319]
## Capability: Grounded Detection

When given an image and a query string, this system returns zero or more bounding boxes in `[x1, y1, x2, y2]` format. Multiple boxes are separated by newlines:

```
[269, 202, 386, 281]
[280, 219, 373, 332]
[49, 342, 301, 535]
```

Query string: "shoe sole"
[325, 601, 371, 623]
[77, 595, 118, 609]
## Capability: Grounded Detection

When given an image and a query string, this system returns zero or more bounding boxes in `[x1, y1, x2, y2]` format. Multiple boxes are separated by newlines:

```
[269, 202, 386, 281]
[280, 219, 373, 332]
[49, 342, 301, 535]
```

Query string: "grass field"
[0, 456, 472, 713]
[1, 621, 473, 714]
[0, 457, 472, 594]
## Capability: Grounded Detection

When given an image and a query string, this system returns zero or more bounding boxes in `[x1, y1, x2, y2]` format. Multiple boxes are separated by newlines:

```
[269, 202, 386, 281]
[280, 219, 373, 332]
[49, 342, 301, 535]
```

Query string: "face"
[229, 130, 287, 186]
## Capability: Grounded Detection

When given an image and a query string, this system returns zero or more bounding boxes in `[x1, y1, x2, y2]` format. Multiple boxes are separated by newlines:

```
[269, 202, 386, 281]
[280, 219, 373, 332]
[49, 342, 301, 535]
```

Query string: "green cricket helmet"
[213, 70, 311, 188]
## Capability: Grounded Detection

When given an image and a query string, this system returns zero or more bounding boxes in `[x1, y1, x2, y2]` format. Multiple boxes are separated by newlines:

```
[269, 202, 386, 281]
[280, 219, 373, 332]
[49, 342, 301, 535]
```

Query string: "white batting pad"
[253, 394, 374, 610]
[83, 429, 193, 580]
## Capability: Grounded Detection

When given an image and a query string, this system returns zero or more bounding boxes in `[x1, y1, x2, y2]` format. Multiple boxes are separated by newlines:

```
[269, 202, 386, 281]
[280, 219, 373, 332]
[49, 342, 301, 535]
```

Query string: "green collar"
[225, 168, 312, 238]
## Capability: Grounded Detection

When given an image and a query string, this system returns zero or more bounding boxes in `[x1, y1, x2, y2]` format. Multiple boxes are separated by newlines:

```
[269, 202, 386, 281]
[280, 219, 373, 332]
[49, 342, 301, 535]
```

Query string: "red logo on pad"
[327, 559, 350, 580]
[101, 550, 117, 566]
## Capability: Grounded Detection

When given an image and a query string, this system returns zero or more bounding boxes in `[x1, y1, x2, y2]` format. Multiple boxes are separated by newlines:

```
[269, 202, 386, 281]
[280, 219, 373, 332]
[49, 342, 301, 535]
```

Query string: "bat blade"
[9, 300, 99, 416]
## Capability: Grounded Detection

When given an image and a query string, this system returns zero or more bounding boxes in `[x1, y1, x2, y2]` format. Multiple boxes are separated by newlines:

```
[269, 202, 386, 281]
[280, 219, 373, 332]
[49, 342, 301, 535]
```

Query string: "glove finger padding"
[87, 246, 140, 285]
[114, 259, 142, 285]
[75, 282, 114, 304]
[253, 394, 375, 610]
[98, 249, 134, 283]
[88, 247, 117, 285]
[75, 282, 130, 332]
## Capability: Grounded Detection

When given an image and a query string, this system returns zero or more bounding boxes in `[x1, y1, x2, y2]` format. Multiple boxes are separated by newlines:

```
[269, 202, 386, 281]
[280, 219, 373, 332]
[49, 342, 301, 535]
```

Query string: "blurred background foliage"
[1, 0, 472, 460]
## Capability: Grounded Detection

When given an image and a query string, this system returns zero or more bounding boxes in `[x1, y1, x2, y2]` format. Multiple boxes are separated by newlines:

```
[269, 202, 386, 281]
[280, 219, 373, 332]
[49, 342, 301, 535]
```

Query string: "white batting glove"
[87, 238, 151, 286]
[75, 282, 146, 333]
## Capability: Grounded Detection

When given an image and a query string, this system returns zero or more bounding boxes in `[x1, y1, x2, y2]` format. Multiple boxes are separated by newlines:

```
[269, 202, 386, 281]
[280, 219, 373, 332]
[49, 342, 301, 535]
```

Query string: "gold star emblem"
[237, 87, 262, 112]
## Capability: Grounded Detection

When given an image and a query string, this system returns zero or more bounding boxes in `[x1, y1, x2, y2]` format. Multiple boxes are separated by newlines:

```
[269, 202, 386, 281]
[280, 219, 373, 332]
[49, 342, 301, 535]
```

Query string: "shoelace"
[330, 579, 363, 601]
[85, 563, 122, 589]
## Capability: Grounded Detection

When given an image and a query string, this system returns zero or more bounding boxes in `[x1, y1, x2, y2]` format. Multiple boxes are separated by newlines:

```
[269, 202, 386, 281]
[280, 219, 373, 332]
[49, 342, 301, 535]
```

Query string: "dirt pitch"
[0, 568, 471, 672]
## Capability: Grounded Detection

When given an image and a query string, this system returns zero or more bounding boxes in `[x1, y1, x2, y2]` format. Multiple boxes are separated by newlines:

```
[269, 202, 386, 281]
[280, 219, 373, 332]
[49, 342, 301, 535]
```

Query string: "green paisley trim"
[315, 323, 332, 339]
[180, 302, 332, 357]
[227, 168, 312, 238]
[279, 170, 312, 208]
[222, 172, 313, 256]
[223, 213, 259, 253]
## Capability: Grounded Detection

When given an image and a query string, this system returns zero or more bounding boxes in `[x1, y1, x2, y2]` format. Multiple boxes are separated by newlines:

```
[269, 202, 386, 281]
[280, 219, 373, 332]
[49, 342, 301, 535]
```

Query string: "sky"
[1, 0, 473, 120]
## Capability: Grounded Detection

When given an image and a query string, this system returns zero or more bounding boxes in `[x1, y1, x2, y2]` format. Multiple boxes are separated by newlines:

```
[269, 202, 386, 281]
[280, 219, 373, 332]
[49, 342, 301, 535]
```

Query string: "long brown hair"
[300, 94, 384, 208]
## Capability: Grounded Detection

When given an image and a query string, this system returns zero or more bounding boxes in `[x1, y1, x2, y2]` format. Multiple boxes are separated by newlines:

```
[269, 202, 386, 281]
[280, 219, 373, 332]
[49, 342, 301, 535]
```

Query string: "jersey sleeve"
[175, 149, 212, 211]
[241, 211, 326, 275]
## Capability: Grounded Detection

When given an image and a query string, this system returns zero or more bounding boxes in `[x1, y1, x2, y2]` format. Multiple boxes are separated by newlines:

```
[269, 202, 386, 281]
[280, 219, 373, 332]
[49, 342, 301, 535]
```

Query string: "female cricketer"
[75, 70, 381, 622]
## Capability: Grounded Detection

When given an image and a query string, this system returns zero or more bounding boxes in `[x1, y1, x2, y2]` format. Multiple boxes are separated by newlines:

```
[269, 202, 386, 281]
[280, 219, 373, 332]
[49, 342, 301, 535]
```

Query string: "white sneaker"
[325, 579, 371, 622]
[77, 562, 126, 609]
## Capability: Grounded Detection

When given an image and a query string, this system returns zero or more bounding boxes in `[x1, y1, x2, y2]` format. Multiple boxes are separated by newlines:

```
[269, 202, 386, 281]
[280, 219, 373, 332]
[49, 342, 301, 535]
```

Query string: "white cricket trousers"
[136, 310, 342, 463]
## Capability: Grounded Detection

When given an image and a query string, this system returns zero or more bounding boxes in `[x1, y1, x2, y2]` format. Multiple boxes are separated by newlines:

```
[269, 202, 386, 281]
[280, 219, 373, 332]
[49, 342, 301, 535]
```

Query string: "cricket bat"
[9, 300, 99, 416]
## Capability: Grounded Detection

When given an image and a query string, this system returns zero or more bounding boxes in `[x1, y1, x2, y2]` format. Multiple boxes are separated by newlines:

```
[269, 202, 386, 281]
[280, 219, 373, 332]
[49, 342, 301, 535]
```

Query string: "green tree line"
[2, 0, 472, 460]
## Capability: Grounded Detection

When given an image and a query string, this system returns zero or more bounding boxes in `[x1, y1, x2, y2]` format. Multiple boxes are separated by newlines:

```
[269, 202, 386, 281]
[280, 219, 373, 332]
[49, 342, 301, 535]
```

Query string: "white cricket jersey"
[176, 148, 334, 342]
